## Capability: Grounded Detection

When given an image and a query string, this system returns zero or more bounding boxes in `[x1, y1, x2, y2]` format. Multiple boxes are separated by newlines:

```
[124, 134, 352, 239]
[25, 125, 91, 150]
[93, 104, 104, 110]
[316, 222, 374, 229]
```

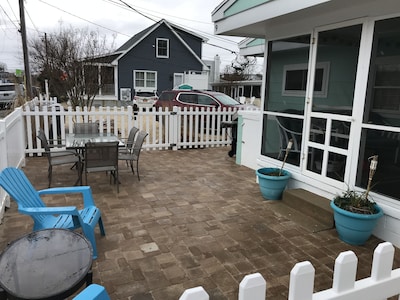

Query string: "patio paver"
[1, 147, 399, 299]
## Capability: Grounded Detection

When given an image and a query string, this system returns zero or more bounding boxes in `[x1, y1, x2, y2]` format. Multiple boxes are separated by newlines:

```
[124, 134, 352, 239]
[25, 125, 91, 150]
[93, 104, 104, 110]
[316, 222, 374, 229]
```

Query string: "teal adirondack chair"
[73, 284, 111, 300]
[0, 167, 105, 259]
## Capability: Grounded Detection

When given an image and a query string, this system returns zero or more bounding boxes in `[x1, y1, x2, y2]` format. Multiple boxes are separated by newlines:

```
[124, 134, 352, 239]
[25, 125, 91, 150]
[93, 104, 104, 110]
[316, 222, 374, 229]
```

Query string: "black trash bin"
[222, 114, 238, 157]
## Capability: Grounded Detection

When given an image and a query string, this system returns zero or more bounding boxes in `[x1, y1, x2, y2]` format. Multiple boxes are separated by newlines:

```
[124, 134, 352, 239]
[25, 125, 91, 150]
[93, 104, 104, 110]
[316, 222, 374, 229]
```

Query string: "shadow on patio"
[1, 147, 399, 299]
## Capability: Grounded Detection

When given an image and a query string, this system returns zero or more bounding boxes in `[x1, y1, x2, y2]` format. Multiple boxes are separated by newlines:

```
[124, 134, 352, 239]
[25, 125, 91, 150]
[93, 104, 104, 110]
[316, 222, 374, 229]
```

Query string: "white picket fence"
[180, 242, 400, 300]
[22, 98, 244, 156]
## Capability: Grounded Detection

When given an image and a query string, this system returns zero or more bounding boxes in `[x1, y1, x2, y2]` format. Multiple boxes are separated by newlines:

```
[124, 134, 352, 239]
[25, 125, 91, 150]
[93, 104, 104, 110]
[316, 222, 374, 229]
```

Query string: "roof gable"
[113, 19, 208, 69]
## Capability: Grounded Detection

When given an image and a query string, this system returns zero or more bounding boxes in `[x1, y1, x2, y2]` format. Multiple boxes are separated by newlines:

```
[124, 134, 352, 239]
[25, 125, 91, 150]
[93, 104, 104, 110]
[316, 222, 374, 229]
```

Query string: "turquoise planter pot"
[330, 201, 383, 245]
[256, 167, 291, 200]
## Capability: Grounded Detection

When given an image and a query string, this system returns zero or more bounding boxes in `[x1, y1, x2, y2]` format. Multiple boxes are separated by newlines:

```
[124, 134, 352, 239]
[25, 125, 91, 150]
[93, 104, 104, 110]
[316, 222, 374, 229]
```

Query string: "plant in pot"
[330, 155, 384, 245]
[256, 139, 292, 200]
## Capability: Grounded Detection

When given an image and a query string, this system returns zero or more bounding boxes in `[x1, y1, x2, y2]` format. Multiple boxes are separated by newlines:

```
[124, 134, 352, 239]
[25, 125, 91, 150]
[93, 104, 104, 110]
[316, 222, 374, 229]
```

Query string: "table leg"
[74, 161, 83, 186]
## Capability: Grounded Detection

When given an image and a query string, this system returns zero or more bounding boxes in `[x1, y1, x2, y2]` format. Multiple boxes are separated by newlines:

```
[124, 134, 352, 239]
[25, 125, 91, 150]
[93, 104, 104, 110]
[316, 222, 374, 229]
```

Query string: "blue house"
[95, 19, 210, 104]
[212, 0, 400, 246]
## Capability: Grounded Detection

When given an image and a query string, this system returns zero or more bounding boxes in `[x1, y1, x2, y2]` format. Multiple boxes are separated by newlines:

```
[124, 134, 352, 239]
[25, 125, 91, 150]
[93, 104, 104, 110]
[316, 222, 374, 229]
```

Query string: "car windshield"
[212, 93, 240, 106]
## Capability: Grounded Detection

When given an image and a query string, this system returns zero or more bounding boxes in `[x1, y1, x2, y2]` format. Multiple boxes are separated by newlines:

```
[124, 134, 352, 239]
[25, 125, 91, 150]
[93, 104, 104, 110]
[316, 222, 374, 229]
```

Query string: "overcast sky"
[0, 0, 258, 73]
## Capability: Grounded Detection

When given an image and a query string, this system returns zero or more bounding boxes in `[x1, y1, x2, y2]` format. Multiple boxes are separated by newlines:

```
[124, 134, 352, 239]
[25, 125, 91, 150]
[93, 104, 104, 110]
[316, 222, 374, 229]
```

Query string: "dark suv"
[155, 90, 243, 111]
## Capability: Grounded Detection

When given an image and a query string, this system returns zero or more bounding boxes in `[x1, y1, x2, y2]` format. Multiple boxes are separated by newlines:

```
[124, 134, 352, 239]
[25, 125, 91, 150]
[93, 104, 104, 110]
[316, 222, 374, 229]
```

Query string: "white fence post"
[179, 287, 209, 300]
[332, 251, 357, 293]
[170, 106, 179, 150]
[371, 241, 394, 281]
[288, 261, 315, 300]
[238, 273, 266, 300]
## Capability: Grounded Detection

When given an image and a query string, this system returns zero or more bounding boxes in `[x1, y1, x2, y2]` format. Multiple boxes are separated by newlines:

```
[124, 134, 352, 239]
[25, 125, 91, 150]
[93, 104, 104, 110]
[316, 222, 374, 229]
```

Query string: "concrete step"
[279, 188, 334, 232]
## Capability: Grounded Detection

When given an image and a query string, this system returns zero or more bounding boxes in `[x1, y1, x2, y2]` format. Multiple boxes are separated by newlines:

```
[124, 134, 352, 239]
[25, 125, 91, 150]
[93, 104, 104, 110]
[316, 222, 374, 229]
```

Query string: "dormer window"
[156, 38, 169, 58]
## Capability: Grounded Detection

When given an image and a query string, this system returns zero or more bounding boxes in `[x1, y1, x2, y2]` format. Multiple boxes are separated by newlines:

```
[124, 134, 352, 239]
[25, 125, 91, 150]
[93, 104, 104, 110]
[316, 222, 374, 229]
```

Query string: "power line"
[117, 0, 158, 23]
[205, 42, 237, 54]
[38, 0, 130, 38]
[24, 7, 40, 34]
[101, 0, 239, 46]
[109, 0, 240, 54]
[6, 0, 18, 22]
[0, 4, 19, 31]
[29, 1, 240, 56]
[105, 0, 211, 25]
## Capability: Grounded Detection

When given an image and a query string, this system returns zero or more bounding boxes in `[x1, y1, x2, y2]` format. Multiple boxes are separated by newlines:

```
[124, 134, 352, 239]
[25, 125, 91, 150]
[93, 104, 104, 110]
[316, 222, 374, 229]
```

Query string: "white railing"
[23, 101, 241, 156]
[0, 106, 27, 222]
[179, 242, 400, 299]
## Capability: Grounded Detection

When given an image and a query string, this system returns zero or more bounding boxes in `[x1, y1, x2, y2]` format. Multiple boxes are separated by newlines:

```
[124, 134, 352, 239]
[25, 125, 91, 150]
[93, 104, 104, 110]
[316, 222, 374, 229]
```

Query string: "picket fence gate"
[179, 242, 400, 300]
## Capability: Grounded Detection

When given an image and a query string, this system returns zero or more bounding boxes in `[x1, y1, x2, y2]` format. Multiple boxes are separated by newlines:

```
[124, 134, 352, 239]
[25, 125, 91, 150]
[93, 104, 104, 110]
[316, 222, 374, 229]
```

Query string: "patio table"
[65, 133, 124, 149]
[66, 133, 124, 186]
[0, 229, 93, 300]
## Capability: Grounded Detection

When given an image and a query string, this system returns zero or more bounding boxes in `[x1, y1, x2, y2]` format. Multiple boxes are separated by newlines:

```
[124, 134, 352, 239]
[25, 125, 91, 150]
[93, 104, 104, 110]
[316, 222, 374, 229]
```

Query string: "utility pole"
[19, 0, 32, 99]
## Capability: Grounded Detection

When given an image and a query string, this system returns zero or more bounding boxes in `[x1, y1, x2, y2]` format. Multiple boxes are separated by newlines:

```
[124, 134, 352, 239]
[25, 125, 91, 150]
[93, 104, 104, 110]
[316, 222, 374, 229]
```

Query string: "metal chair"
[84, 141, 119, 193]
[37, 129, 82, 187]
[275, 116, 303, 161]
[119, 126, 139, 155]
[0, 167, 105, 259]
[73, 122, 99, 134]
[118, 130, 148, 181]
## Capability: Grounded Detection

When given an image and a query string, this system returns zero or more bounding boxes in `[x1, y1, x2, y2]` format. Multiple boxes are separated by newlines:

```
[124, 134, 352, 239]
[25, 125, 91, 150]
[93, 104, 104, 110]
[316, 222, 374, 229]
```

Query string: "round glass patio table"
[0, 228, 93, 300]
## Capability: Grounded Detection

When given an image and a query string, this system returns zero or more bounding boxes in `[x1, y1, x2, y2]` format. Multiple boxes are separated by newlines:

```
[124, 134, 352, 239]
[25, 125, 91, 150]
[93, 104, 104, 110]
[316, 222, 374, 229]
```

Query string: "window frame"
[282, 62, 330, 97]
[156, 38, 169, 58]
[133, 70, 157, 90]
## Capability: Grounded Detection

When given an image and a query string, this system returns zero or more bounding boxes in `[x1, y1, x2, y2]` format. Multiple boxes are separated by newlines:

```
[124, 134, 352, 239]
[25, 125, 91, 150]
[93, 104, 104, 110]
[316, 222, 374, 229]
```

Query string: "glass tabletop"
[0, 229, 92, 299]
[65, 133, 124, 148]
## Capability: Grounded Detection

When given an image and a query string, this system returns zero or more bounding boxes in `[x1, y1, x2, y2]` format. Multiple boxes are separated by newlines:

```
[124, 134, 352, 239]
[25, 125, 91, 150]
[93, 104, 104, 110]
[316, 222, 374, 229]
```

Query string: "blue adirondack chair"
[73, 284, 111, 300]
[0, 167, 105, 259]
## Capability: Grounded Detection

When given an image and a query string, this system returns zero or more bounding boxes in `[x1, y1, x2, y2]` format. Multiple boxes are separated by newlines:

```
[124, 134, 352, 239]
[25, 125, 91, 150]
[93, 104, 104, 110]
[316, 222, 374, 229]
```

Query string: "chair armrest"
[20, 206, 84, 228]
[19, 206, 79, 215]
[38, 186, 96, 207]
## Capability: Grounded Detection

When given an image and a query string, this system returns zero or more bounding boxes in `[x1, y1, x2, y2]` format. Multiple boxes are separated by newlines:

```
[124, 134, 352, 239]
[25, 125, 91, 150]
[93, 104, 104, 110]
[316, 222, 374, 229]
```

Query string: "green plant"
[333, 155, 379, 215]
[333, 190, 378, 215]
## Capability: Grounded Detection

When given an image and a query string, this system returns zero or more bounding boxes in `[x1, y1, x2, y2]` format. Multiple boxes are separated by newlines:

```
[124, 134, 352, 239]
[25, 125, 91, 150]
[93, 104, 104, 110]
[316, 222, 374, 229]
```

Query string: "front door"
[302, 24, 363, 186]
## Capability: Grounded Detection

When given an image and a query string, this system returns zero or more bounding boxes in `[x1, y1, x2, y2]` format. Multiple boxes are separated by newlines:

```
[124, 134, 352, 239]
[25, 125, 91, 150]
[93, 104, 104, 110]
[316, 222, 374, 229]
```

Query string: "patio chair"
[119, 126, 139, 166]
[0, 167, 105, 259]
[37, 129, 82, 187]
[74, 122, 99, 134]
[275, 116, 303, 161]
[119, 126, 139, 155]
[73, 284, 110, 300]
[84, 141, 119, 193]
[118, 130, 148, 181]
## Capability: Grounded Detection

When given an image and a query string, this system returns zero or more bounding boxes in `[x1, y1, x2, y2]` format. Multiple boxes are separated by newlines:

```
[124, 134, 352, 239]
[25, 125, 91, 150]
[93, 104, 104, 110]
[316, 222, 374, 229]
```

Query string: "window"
[134, 71, 157, 89]
[282, 62, 329, 97]
[178, 93, 197, 104]
[156, 38, 169, 58]
[197, 95, 217, 105]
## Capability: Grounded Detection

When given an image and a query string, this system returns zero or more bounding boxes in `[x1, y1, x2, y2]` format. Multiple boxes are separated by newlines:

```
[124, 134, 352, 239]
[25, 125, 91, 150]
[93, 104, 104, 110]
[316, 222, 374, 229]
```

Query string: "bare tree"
[221, 55, 257, 81]
[0, 62, 6, 73]
[30, 25, 115, 109]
